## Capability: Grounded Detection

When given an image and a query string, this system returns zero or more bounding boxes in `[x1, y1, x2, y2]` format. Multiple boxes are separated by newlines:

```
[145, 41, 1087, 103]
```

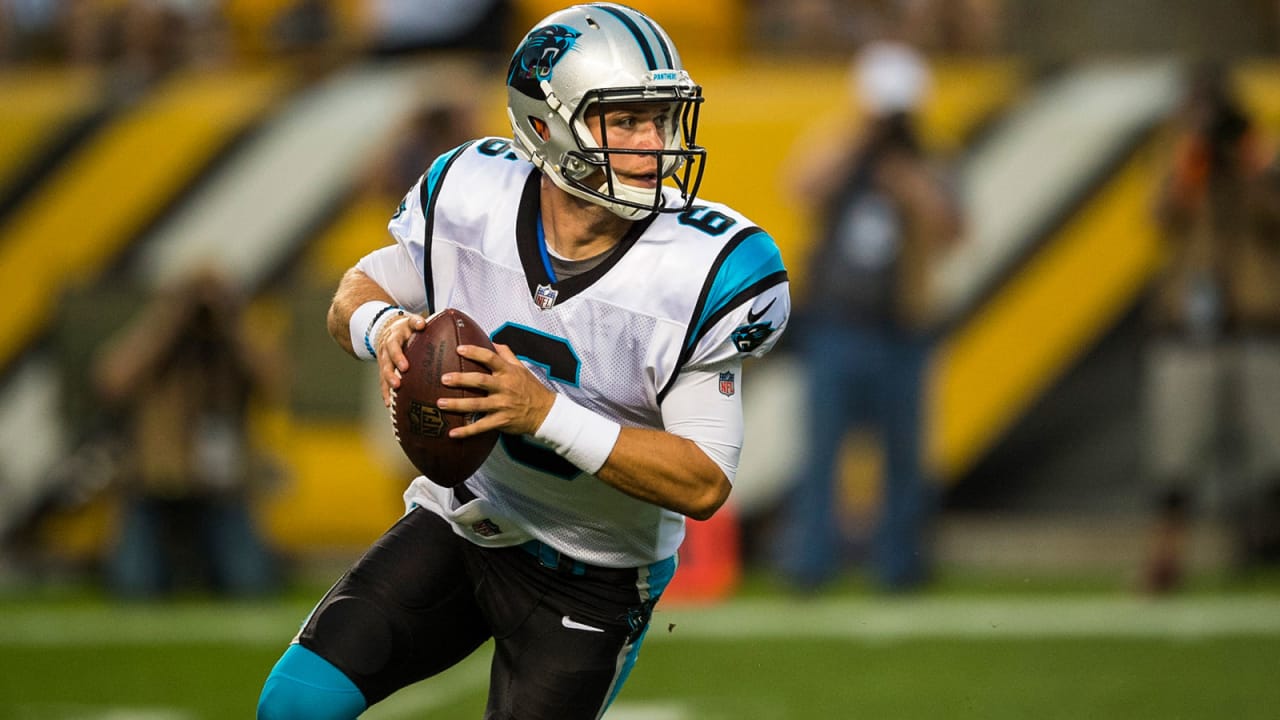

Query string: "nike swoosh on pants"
[561, 616, 605, 633]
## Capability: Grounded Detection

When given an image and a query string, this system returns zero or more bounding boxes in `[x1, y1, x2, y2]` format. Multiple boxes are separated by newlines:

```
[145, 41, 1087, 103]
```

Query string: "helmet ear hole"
[528, 116, 550, 141]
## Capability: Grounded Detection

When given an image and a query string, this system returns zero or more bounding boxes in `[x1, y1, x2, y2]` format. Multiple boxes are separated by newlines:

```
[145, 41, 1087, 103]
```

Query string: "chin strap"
[595, 174, 659, 219]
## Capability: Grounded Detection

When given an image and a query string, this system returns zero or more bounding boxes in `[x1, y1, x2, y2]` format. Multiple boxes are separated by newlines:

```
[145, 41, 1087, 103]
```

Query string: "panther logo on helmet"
[507, 24, 581, 100]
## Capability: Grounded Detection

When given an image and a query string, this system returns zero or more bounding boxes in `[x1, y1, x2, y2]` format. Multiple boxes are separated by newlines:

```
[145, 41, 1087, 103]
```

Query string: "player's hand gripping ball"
[390, 308, 499, 487]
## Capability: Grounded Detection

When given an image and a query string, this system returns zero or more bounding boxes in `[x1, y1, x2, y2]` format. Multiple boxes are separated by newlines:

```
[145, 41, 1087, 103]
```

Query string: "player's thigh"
[491, 602, 632, 712]
[298, 507, 491, 705]
[489, 603, 634, 720]
[479, 548, 660, 720]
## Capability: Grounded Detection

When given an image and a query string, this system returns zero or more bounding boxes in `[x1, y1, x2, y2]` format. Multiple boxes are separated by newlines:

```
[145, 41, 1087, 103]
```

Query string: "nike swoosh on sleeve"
[746, 297, 776, 323]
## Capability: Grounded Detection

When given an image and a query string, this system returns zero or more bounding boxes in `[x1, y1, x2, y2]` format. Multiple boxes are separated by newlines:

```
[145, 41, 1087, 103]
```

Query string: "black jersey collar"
[515, 170, 654, 308]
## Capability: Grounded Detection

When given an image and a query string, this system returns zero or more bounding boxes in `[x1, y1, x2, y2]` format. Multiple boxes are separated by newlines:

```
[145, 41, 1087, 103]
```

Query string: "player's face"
[585, 102, 674, 189]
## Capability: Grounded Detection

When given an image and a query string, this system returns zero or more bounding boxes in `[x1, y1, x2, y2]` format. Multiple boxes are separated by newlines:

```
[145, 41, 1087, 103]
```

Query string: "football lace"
[389, 386, 400, 440]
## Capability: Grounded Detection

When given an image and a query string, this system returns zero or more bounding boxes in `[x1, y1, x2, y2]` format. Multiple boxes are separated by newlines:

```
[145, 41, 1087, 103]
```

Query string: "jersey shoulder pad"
[421, 137, 530, 211]
[388, 137, 531, 244]
[678, 208, 791, 367]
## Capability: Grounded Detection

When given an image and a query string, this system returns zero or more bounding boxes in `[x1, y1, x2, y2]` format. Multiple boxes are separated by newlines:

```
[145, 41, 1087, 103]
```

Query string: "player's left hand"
[377, 312, 428, 408]
[438, 343, 555, 438]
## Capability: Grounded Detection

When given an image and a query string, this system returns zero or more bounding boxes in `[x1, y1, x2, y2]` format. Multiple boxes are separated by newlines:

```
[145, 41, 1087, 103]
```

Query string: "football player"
[257, 4, 790, 719]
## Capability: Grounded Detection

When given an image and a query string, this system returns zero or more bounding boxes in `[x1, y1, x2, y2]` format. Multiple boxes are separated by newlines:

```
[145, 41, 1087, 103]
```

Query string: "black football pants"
[297, 506, 666, 719]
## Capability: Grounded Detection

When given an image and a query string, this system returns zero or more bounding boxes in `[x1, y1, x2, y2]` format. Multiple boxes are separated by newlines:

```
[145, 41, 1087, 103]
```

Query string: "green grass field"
[2, 573, 1279, 719]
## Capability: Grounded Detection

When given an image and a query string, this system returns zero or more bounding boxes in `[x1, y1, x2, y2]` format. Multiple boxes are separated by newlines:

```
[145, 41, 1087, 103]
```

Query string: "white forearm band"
[533, 395, 622, 475]
[349, 301, 401, 361]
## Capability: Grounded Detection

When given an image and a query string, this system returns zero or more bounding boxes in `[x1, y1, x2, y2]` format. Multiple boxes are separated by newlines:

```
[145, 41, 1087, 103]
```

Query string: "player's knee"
[257, 644, 367, 720]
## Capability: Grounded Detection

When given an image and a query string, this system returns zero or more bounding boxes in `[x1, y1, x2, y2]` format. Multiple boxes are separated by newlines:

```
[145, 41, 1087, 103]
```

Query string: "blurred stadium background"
[1, 0, 1279, 718]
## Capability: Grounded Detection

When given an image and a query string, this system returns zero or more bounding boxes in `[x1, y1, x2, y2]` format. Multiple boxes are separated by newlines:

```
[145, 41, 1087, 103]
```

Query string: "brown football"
[389, 308, 499, 487]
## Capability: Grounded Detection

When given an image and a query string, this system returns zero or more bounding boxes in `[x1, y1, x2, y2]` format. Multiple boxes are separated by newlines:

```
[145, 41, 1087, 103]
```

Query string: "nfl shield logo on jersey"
[718, 371, 735, 397]
[534, 284, 559, 310]
[471, 518, 502, 537]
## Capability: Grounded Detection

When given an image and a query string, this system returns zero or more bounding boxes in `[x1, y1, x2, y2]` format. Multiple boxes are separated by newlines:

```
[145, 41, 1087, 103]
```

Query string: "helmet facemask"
[557, 85, 706, 219]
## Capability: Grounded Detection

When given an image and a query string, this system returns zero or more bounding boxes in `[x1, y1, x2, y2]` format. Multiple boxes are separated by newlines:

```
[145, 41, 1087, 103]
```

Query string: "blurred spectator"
[62, 0, 111, 66]
[364, 96, 479, 198]
[748, 0, 1003, 56]
[114, 0, 193, 92]
[271, 0, 333, 53]
[59, 0, 229, 100]
[92, 270, 280, 599]
[748, 0, 881, 56]
[774, 41, 962, 593]
[898, 0, 1004, 54]
[0, 0, 63, 62]
[360, 0, 512, 60]
[1140, 64, 1280, 593]
[268, 0, 354, 78]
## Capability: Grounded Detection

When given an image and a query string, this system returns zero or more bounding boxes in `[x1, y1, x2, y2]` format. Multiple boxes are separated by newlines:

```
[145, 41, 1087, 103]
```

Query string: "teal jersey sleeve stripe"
[418, 140, 476, 314]
[420, 141, 471, 210]
[657, 226, 787, 404]
[689, 229, 786, 348]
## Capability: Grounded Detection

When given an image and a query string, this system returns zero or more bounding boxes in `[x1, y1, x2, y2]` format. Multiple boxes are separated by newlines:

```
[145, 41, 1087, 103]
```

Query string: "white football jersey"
[378, 137, 790, 567]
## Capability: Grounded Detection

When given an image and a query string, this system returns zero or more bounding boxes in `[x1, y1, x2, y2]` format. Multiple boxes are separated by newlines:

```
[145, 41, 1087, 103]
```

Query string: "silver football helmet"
[506, 3, 705, 219]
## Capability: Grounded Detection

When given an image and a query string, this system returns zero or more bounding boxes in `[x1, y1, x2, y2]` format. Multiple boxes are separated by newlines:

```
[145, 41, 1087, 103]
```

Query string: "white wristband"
[349, 301, 394, 360]
[533, 395, 621, 475]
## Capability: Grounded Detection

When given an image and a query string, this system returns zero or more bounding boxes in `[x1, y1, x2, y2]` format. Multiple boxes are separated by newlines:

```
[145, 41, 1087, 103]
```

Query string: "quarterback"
[257, 4, 790, 719]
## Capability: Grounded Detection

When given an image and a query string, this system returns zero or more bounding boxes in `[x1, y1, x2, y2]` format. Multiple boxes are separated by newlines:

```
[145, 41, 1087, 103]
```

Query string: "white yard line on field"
[0, 604, 304, 647]
[604, 702, 691, 720]
[2, 596, 1280, 648]
[650, 596, 1280, 641]
[5, 705, 194, 720]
